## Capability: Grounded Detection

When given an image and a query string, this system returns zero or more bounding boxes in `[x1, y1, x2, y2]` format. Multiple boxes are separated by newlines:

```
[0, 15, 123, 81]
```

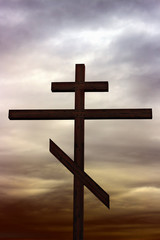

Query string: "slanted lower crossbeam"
[49, 139, 109, 208]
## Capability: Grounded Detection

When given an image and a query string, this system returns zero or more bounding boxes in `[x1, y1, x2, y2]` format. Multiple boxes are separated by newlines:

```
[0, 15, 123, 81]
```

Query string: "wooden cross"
[9, 64, 152, 240]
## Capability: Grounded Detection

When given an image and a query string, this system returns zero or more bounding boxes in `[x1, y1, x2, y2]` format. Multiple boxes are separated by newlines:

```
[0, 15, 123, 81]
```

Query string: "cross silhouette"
[9, 64, 152, 240]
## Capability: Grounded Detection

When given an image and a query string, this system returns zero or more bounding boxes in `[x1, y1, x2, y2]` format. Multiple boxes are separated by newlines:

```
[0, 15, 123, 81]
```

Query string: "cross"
[9, 64, 152, 240]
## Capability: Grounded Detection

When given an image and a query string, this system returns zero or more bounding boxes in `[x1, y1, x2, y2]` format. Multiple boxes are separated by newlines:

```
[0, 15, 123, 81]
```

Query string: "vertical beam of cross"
[74, 65, 85, 240]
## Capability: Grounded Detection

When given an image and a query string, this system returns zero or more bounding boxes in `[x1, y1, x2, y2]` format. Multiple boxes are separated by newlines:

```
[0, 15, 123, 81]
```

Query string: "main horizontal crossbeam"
[9, 109, 152, 120]
[51, 81, 108, 92]
[49, 139, 109, 208]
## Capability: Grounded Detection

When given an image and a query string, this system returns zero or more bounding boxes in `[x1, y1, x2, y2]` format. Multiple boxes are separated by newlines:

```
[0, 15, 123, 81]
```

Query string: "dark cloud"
[0, 189, 160, 239]
[109, 32, 160, 67]
[94, 30, 160, 104]
[0, 186, 73, 239]
[85, 212, 160, 240]
[1, 0, 160, 55]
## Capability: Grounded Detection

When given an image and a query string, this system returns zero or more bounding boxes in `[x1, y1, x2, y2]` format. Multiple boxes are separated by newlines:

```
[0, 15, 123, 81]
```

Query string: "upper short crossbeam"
[51, 81, 109, 92]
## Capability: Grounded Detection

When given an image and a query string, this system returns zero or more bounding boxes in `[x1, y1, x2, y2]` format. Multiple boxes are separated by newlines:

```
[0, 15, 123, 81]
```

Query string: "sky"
[0, 0, 160, 239]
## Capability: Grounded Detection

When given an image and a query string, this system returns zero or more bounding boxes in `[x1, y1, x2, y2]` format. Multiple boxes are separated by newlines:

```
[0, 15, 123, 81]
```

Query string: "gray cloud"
[109, 32, 160, 66]
[94, 30, 160, 104]
[1, 0, 160, 55]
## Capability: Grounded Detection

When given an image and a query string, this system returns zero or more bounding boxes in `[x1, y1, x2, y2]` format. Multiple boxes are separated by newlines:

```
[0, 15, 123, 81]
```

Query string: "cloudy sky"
[0, 0, 160, 239]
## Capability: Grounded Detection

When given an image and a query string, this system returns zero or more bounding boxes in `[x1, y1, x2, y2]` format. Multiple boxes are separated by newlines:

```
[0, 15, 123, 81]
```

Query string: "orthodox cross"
[9, 64, 152, 240]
